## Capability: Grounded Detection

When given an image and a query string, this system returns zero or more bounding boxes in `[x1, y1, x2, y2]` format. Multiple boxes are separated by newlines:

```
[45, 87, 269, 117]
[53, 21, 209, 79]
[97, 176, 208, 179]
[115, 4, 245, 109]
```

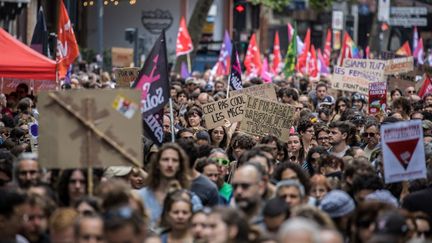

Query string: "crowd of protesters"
[1, 63, 432, 243]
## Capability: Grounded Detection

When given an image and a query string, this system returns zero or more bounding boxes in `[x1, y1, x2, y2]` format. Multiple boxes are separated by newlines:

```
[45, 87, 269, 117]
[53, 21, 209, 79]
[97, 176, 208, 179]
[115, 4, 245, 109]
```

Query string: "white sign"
[332, 11, 344, 30]
[390, 7, 427, 16]
[381, 120, 426, 184]
[389, 18, 427, 27]
[378, 0, 391, 22]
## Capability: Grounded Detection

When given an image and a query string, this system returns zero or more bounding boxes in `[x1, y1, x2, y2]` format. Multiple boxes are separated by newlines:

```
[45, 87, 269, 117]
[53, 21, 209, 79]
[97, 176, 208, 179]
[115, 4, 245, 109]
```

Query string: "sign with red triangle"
[385, 138, 419, 170]
[381, 120, 426, 184]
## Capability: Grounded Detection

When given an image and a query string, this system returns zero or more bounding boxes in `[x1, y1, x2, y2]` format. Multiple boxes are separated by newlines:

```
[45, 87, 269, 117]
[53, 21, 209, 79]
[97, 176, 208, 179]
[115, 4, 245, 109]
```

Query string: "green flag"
[283, 24, 297, 77]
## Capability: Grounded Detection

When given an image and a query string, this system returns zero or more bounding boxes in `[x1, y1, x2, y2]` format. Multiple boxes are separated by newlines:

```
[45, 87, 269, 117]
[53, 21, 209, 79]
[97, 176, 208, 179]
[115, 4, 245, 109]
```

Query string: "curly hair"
[145, 143, 190, 190]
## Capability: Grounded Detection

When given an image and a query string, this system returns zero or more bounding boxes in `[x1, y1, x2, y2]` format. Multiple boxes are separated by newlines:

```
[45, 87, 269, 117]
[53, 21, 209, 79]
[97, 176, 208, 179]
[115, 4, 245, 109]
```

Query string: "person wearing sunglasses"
[361, 121, 381, 161]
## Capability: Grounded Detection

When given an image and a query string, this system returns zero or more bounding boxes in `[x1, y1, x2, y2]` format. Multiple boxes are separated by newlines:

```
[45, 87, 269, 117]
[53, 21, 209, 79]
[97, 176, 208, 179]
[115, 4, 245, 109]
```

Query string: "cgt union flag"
[176, 17, 193, 57]
[132, 31, 170, 145]
[56, 0, 79, 79]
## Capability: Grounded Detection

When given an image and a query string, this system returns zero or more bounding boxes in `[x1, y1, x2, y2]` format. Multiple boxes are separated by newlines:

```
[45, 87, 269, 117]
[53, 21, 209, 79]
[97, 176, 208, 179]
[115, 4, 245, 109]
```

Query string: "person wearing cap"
[185, 77, 201, 95]
[351, 92, 367, 113]
[320, 190, 355, 240]
[103, 166, 147, 190]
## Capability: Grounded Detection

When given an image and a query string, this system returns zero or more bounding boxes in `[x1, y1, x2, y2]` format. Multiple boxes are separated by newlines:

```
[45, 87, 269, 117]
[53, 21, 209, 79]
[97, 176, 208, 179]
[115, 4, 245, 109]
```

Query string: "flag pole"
[226, 74, 231, 99]
[169, 98, 175, 142]
[187, 53, 192, 74]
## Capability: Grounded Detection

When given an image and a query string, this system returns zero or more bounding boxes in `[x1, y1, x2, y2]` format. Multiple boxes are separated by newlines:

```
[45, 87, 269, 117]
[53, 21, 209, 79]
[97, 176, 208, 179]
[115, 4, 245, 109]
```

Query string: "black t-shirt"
[190, 174, 220, 207]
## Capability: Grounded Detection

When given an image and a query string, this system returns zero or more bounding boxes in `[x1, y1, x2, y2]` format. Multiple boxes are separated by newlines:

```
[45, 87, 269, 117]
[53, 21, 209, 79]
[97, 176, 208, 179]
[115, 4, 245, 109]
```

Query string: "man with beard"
[328, 121, 355, 158]
[14, 153, 41, 189]
[231, 163, 266, 225]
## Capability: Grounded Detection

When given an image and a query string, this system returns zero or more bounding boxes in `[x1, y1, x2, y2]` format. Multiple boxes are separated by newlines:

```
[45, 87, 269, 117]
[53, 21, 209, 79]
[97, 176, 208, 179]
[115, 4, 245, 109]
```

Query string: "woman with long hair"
[57, 169, 88, 207]
[287, 133, 304, 164]
[209, 126, 228, 149]
[159, 190, 194, 243]
[138, 143, 201, 229]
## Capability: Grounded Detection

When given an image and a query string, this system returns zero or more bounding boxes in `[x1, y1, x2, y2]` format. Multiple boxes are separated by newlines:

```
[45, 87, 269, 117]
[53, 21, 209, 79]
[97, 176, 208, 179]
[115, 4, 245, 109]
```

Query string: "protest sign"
[230, 83, 277, 101]
[384, 56, 414, 75]
[342, 58, 387, 77]
[240, 95, 294, 142]
[368, 82, 387, 115]
[114, 67, 140, 88]
[112, 47, 134, 67]
[331, 66, 383, 94]
[388, 70, 422, 92]
[38, 89, 143, 169]
[202, 95, 246, 129]
[381, 120, 426, 183]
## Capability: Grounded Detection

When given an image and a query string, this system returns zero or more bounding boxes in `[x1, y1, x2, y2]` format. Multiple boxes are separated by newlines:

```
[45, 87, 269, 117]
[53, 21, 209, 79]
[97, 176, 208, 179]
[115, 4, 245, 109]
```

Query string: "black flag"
[229, 43, 243, 91]
[30, 7, 49, 56]
[132, 30, 170, 146]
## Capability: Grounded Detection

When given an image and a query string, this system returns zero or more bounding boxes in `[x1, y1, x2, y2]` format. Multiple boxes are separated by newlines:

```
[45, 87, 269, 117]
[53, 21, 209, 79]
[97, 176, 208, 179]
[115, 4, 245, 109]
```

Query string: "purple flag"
[215, 30, 232, 75]
[180, 61, 190, 79]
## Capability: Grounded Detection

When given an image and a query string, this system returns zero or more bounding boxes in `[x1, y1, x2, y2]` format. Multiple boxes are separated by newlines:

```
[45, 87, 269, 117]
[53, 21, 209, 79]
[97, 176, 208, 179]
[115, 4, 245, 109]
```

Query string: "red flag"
[272, 31, 282, 74]
[365, 46, 370, 59]
[297, 28, 311, 74]
[56, 0, 79, 79]
[323, 29, 332, 66]
[419, 74, 432, 98]
[309, 45, 318, 78]
[244, 33, 262, 76]
[396, 41, 412, 56]
[338, 32, 353, 66]
[176, 17, 193, 56]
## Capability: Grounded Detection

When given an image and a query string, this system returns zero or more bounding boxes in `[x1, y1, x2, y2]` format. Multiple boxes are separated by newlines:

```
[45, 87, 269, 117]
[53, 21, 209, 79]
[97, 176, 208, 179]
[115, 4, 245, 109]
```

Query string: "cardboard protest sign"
[381, 120, 426, 183]
[332, 66, 383, 94]
[384, 56, 414, 75]
[342, 58, 387, 77]
[114, 67, 140, 88]
[38, 89, 143, 169]
[230, 83, 277, 101]
[240, 95, 295, 142]
[368, 82, 387, 115]
[111, 47, 134, 67]
[202, 95, 246, 129]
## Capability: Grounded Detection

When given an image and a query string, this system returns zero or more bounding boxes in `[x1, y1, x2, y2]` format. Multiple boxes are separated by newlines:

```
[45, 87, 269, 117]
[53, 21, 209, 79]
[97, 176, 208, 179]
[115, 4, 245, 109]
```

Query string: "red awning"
[0, 27, 56, 80]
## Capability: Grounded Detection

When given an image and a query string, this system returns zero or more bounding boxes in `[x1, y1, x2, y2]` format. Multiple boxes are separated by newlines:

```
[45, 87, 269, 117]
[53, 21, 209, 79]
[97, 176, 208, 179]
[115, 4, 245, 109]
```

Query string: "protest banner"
[230, 83, 277, 101]
[342, 58, 387, 77]
[114, 67, 140, 88]
[202, 95, 246, 129]
[384, 56, 414, 75]
[368, 82, 387, 115]
[38, 89, 143, 169]
[381, 120, 426, 183]
[331, 66, 383, 94]
[240, 95, 295, 142]
[111, 47, 134, 67]
[388, 70, 422, 92]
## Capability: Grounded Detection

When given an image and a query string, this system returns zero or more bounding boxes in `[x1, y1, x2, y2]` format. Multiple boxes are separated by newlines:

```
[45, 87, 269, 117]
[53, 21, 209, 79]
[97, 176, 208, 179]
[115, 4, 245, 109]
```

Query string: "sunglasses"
[362, 132, 376, 137]
[212, 158, 230, 166]
[407, 90, 415, 94]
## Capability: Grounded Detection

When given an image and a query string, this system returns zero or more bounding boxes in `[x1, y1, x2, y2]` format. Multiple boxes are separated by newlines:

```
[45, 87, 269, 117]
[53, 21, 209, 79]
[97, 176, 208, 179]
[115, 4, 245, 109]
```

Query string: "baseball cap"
[103, 166, 133, 178]
[320, 190, 355, 218]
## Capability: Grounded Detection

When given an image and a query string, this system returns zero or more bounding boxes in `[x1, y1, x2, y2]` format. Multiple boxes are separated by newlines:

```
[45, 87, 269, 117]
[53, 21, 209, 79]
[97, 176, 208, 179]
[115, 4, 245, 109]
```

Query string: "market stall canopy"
[0, 27, 56, 80]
